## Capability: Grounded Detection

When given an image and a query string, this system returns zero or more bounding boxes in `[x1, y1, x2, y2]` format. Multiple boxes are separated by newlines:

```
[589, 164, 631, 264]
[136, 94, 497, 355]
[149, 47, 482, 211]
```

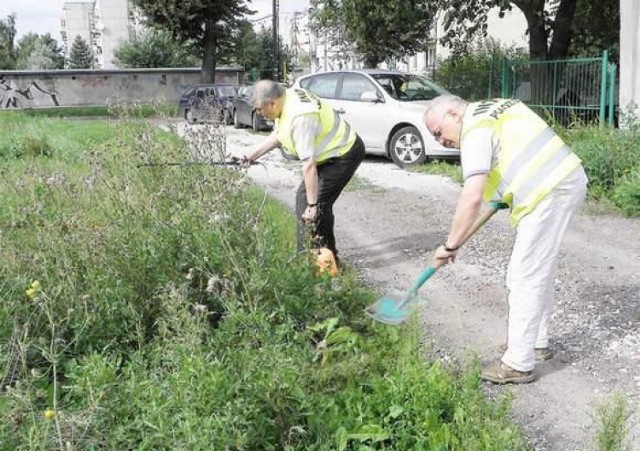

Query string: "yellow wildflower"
[44, 409, 55, 420]
[26, 280, 42, 299]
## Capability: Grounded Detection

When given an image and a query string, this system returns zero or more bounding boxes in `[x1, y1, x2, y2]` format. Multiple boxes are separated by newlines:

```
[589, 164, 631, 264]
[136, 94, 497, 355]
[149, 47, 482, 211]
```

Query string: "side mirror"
[360, 91, 382, 103]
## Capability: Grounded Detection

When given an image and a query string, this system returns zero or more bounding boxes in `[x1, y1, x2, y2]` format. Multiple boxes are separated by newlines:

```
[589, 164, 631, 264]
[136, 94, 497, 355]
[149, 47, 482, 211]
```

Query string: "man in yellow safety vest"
[423, 94, 588, 384]
[244, 80, 365, 266]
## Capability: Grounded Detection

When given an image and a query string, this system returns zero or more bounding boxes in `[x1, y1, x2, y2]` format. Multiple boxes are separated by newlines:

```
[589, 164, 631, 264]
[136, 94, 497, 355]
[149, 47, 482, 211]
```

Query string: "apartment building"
[93, 0, 133, 68]
[61, 0, 134, 69]
[60, 2, 94, 58]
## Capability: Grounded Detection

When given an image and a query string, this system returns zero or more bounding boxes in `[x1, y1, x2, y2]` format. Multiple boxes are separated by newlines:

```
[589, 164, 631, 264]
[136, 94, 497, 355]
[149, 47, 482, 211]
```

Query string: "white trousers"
[502, 167, 588, 372]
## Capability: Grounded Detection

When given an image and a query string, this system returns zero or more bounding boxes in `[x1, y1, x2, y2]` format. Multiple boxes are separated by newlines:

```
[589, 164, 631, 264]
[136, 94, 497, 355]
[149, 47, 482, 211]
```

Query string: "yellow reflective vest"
[462, 99, 582, 226]
[276, 88, 356, 163]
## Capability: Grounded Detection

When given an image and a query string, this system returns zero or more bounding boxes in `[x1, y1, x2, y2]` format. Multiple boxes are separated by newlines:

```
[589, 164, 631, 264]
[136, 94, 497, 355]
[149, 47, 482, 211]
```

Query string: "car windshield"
[370, 74, 446, 101]
[217, 85, 237, 97]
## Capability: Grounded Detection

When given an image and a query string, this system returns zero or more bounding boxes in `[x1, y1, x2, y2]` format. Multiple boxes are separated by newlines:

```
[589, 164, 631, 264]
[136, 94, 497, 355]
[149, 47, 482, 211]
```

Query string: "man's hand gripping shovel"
[364, 201, 509, 325]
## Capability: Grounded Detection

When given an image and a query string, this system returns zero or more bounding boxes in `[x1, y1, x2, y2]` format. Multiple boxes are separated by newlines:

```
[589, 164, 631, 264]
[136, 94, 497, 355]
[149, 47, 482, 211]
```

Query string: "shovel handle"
[407, 266, 437, 295]
[458, 201, 508, 247]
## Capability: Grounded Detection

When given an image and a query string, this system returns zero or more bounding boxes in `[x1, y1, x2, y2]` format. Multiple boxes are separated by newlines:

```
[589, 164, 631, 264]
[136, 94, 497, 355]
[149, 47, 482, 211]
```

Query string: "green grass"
[0, 111, 531, 450]
[0, 114, 116, 160]
[412, 159, 463, 184]
[0, 104, 180, 118]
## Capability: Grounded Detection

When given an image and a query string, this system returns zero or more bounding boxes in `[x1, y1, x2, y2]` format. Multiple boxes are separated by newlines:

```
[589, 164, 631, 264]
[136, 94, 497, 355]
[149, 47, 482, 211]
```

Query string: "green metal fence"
[501, 51, 617, 126]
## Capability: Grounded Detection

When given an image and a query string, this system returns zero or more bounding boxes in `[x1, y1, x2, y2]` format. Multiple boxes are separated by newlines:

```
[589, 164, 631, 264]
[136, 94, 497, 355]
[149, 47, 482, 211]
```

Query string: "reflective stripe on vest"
[276, 88, 356, 163]
[462, 100, 582, 226]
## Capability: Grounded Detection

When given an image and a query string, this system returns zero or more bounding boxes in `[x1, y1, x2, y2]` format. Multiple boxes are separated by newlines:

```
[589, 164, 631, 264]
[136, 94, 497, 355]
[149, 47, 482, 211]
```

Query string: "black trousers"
[295, 136, 365, 256]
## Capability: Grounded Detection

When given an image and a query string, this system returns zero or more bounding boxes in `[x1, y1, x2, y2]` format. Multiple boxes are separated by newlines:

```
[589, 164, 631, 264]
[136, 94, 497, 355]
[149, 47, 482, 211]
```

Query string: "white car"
[293, 70, 459, 167]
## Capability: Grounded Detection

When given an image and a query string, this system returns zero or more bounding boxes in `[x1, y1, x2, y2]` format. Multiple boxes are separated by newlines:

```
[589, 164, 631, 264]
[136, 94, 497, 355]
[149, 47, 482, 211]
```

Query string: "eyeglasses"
[430, 111, 450, 141]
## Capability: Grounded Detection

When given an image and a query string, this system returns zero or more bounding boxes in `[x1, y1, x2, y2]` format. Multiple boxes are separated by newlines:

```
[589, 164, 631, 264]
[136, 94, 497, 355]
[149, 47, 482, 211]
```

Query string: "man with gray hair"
[244, 80, 365, 266]
[423, 94, 587, 384]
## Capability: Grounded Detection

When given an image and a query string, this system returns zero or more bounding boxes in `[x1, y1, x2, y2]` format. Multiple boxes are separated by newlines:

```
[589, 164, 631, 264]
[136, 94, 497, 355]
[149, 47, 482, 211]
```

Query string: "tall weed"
[566, 125, 640, 216]
[593, 394, 632, 451]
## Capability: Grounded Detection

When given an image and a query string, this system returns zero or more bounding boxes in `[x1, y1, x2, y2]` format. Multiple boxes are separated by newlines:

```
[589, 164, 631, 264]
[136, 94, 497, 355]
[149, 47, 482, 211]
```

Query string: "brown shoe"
[498, 344, 555, 362]
[481, 360, 536, 384]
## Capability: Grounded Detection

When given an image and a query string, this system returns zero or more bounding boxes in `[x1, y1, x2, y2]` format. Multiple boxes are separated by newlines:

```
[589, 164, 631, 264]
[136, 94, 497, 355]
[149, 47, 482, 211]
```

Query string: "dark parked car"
[178, 84, 238, 124]
[231, 85, 274, 131]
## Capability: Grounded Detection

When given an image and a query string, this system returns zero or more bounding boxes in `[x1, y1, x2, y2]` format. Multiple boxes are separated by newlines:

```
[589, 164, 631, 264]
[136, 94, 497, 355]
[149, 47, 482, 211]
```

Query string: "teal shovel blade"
[364, 291, 414, 325]
[365, 266, 437, 325]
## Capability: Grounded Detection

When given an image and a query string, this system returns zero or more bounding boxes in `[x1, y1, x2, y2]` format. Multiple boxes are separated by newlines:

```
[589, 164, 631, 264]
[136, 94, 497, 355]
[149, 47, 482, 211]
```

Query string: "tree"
[16, 33, 64, 69]
[256, 26, 293, 80]
[440, 0, 618, 62]
[569, 0, 619, 62]
[230, 20, 261, 73]
[316, 0, 438, 68]
[439, 0, 619, 103]
[68, 35, 94, 69]
[114, 28, 200, 68]
[132, 0, 252, 83]
[0, 13, 17, 70]
[230, 23, 292, 81]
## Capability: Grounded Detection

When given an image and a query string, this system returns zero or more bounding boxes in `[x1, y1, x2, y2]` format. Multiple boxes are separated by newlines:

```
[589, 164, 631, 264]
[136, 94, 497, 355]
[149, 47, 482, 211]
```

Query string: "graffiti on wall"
[0, 75, 60, 108]
[81, 76, 109, 89]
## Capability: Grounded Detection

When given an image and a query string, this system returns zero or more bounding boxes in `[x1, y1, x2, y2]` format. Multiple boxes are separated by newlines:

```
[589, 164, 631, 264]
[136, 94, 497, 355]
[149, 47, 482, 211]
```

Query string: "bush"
[567, 125, 640, 216]
[434, 38, 526, 101]
[611, 169, 640, 217]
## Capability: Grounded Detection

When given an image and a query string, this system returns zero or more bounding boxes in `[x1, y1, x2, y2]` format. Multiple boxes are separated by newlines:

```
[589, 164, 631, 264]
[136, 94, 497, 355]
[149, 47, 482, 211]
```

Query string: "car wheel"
[233, 110, 242, 129]
[185, 109, 196, 124]
[389, 126, 427, 167]
[251, 113, 259, 132]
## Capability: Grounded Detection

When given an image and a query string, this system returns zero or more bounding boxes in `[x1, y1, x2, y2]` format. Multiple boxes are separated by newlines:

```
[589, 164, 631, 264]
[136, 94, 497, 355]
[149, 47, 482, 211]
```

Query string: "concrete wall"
[620, 0, 640, 123]
[0, 68, 242, 109]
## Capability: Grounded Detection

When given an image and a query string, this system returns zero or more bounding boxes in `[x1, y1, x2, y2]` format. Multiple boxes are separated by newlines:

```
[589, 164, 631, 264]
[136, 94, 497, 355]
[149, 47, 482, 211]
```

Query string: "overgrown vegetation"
[0, 112, 530, 449]
[562, 124, 640, 217]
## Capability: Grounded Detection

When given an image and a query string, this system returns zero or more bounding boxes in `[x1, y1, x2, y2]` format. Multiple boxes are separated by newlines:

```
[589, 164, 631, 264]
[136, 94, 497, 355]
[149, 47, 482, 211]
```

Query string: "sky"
[0, 0, 310, 41]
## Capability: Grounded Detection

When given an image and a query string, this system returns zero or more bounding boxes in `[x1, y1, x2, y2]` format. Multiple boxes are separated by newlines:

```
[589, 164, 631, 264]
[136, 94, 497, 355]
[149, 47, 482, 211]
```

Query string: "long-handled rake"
[136, 156, 257, 168]
[365, 201, 509, 325]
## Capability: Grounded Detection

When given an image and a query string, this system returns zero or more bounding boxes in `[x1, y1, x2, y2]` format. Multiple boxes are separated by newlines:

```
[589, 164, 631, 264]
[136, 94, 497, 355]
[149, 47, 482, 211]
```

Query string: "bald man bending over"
[423, 94, 587, 384]
[244, 80, 365, 266]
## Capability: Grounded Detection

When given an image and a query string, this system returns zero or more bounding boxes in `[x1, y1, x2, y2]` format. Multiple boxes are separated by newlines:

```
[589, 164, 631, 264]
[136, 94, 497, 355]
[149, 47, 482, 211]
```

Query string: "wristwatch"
[443, 243, 459, 252]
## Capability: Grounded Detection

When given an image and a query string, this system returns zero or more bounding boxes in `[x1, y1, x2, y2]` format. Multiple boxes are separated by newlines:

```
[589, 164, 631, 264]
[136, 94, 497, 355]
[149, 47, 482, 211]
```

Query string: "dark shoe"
[498, 344, 555, 362]
[481, 360, 536, 384]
